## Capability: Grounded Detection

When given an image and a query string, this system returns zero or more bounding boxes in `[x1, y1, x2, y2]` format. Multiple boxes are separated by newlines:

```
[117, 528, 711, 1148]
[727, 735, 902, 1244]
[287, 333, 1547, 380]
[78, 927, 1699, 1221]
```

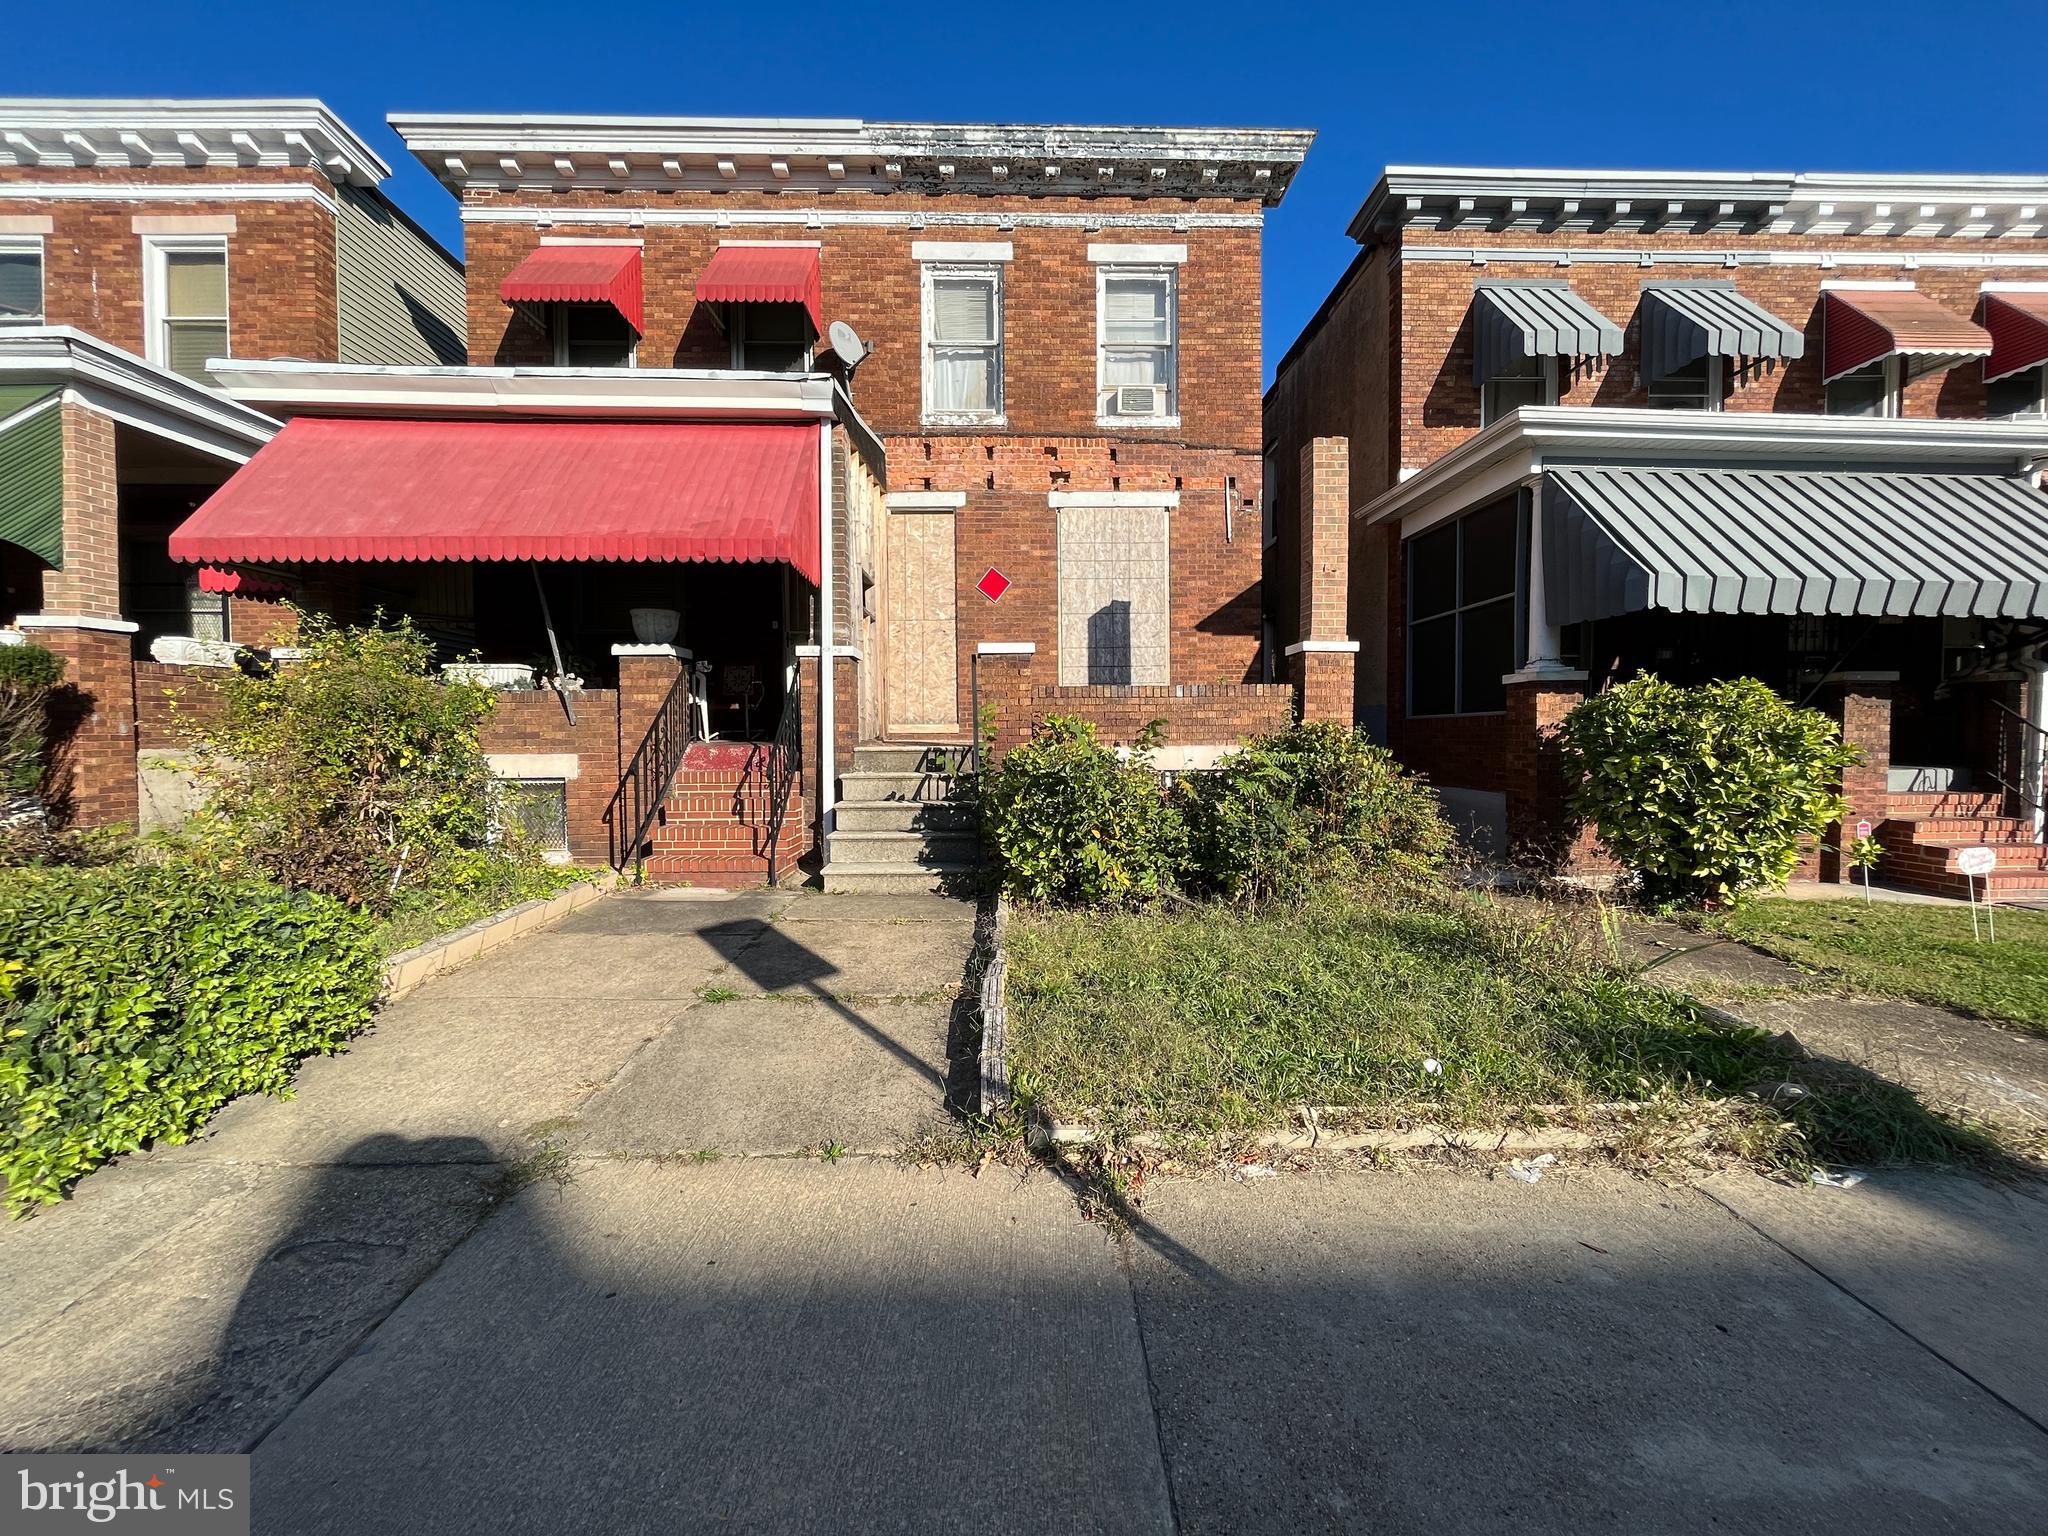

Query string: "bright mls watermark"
[3, 1456, 248, 1534]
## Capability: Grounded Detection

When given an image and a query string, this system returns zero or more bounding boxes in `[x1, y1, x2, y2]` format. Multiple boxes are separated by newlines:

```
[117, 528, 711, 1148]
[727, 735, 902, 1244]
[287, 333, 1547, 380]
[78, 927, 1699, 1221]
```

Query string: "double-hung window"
[143, 236, 228, 383]
[1479, 354, 1556, 426]
[1406, 496, 1521, 717]
[1826, 358, 1899, 418]
[0, 238, 43, 325]
[554, 305, 636, 368]
[1988, 363, 2048, 420]
[1097, 267, 1178, 424]
[922, 265, 1003, 424]
[1646, 355, 1723, 410]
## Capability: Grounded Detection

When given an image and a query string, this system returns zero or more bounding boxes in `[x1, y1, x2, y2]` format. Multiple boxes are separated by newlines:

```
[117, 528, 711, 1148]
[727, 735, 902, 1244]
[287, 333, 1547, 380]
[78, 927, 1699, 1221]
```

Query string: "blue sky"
[11, 0, 2044, 381]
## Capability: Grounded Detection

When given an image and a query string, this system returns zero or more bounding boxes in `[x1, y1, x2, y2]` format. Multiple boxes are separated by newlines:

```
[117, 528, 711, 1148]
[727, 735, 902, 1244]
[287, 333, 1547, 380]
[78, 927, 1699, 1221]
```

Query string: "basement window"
[492, 777, 570, 861]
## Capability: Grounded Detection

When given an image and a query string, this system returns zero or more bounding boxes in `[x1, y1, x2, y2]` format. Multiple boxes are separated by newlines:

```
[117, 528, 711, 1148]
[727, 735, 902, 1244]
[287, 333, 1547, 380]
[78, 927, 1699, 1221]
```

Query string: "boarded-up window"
[1057, 504, 1170, 687]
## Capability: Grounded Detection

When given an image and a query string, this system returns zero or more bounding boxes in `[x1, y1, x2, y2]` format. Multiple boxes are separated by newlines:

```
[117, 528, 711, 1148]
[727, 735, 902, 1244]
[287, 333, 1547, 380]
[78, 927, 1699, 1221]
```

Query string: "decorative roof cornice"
[0, 99, 389, 187]
[388, 113, 1314, 205]
[1351, 167, 2048, 243]
[1357, 406, 2048, 528]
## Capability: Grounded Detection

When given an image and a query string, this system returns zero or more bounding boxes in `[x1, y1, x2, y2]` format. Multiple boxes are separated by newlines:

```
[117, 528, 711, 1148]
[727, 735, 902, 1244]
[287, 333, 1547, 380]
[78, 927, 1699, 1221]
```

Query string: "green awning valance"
[0, 388, 62, 569]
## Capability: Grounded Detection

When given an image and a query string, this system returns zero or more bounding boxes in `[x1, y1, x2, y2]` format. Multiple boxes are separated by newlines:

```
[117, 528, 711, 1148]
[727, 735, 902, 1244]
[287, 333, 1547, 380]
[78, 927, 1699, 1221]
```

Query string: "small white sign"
[1957, 846, 1999, 877]
[1855, 820, 1873, 840]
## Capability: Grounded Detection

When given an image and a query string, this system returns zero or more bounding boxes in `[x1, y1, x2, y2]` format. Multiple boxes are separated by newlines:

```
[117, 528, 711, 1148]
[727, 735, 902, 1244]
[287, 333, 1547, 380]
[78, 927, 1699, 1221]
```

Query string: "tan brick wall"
[2, 166, 339, 362]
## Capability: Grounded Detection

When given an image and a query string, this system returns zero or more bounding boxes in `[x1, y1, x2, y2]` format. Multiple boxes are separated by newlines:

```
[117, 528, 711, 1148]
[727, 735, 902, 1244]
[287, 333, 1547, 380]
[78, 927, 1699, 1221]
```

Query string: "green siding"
[0, 391, 63, 569]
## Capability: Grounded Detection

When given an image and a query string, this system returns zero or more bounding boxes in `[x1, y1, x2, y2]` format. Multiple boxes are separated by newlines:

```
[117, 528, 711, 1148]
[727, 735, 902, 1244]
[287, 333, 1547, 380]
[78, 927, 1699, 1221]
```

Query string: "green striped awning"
[1543, 464, 2048, 623]
[0, 388, 62, 569]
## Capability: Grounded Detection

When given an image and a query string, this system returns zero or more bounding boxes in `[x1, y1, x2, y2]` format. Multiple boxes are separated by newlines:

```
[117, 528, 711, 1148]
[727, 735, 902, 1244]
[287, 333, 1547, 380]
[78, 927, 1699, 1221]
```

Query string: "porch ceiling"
[1544, 464, 2048, 623]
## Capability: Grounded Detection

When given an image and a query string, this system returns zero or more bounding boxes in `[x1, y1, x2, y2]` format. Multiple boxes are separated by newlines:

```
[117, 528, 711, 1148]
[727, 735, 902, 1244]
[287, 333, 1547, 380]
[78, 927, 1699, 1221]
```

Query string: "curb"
[978, 893, 1012, 1114]
[383, 870, 618, 1003]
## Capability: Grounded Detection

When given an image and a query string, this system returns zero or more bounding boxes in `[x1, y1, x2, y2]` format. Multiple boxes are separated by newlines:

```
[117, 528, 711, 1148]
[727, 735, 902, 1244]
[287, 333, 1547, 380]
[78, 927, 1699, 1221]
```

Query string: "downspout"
[817, 420, 837, 849]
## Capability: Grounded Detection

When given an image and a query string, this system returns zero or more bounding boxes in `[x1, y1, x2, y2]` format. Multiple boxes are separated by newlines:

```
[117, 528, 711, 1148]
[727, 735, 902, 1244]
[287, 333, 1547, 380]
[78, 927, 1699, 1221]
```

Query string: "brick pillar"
[1287, 437, 1359, 723]
[26, 619, 141, 831]
[1504, 669, 1592, 873]
[1818, 671, 1895, 884]
[613, 645, 686, 763]
[43, 402, 122, 620]
[970, 646, 1037, 762]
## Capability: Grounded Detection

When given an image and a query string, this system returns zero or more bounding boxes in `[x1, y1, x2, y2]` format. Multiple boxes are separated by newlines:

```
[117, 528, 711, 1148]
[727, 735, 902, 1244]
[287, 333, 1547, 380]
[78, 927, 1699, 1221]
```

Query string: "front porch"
[1365, 408, 2048, 899]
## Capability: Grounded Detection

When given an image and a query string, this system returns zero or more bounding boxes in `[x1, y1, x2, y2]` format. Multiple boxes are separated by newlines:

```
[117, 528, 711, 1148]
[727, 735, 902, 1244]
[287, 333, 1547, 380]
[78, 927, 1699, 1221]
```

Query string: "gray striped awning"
[1472, 281, 1623, 385]
[1639, 282, 1806, 382]
[1542, 464, 2048, 623]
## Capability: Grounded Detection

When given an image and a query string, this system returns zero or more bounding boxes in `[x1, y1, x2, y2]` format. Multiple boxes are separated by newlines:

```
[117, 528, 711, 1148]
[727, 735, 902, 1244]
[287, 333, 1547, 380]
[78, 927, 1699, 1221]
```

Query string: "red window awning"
[695, 245, 822, 332]
[1983, 290, 2048, 383]
[500, 245, 644, 334]
[1823, 287, 1991, 382]
[168, 418, 820, 584]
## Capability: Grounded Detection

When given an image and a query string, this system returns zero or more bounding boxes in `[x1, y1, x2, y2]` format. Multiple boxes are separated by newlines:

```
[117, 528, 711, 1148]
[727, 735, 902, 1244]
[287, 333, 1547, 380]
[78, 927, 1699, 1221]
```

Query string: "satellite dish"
[827, 320, 871, 372]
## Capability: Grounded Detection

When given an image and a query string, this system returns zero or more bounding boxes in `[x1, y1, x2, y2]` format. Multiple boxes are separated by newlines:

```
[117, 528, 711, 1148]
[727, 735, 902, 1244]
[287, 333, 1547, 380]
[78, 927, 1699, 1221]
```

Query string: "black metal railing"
[758, 686, 804, 885]
[603, 666, 699, 876]
[1988, 698, 2048, 844]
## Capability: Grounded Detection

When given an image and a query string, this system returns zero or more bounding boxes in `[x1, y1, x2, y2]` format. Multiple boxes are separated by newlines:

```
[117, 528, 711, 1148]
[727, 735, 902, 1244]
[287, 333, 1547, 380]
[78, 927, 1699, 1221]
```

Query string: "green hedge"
[0, 865, 383, 1212]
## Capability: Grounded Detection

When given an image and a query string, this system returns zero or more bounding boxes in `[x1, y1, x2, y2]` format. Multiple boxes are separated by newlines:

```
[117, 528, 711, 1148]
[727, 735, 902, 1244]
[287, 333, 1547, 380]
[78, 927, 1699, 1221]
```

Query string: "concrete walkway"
[4, 889, 2047, 1532]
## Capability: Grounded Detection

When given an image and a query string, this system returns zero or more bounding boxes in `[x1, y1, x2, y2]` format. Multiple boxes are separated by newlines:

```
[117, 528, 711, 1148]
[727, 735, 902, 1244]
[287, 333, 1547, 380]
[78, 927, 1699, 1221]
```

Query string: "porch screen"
[1406, 496, 1518, 716]
[1056, 504, 1170, 687]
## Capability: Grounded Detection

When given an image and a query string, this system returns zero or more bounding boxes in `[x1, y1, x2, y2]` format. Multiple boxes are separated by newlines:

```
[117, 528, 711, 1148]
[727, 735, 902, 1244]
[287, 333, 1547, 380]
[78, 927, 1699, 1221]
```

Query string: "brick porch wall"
[479, 689, 622, 867]
[978, 656, 1293, 759]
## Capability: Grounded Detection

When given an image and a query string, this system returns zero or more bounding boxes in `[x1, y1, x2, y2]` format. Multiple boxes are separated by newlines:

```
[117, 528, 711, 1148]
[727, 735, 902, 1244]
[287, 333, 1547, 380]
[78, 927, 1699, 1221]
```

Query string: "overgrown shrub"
[1178, 721, 1456, 903]
[177, 612, 499, 910]
[0, 864, 382, 1212]
[980, 716, 1185, 905]
[1559, 675, 1855, 908]
[0, 642, 64, 795]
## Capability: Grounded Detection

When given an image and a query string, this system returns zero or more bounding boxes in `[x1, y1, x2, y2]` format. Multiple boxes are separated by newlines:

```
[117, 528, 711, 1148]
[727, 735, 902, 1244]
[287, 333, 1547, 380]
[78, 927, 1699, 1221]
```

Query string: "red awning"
[169, 418, 820, 584]
[500, 245, 644, 333]
[1823, 288, 1991, 382]
[1983, 290, 2048, 383]
[695, 244, 822, 332]
[196, 565, 288, 596]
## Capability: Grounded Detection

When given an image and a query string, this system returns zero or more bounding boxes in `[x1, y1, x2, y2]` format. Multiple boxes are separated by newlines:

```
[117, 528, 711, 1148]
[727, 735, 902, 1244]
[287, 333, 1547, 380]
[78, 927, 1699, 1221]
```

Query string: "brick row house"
[158, 112, 1313, 887]
[1265, 167, 2048, 899]
[0, 98, 466, 827]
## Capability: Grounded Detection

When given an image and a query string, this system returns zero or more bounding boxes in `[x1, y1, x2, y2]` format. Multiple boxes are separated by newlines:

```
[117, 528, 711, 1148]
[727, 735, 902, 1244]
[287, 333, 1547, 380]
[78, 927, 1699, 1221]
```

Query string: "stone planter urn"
[149, 635, 237, 668]
[629, 607, 681, 646]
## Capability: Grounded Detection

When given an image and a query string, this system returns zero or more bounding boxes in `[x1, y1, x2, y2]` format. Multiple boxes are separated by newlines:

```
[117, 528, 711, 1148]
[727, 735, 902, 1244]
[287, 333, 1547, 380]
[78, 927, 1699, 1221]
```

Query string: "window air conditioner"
[1112, 384, 1165, 416]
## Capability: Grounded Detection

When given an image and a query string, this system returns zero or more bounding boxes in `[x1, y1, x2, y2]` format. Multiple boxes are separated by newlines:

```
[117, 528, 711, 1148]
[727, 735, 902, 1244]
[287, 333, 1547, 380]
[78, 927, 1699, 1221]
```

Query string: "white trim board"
[0, 181, 339, 215]
[1284, 640, 1361, 655]
[1400, 244, 2048, 271]
[885, 490, 967, 510]
[1048, 490, 1181, 508]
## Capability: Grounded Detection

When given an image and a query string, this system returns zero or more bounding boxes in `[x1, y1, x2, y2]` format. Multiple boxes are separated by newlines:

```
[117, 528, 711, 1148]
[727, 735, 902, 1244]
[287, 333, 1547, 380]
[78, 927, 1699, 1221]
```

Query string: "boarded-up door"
[884, 510, 959, 733]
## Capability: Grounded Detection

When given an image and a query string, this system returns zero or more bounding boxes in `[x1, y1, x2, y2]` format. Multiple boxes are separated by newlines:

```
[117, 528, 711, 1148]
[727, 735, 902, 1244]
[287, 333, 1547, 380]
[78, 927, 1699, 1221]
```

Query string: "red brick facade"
[975, 651, 1291, 758]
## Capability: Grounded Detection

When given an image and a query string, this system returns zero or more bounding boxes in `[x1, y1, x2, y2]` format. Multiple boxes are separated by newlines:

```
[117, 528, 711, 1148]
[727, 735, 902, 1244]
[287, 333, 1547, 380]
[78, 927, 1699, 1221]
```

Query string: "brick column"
[44, 402, 122, 620]
[613, 645, 687, 763]
[1818, 671, 1895, 884]
[970, 644, 1038, 762]
[1287, 436, 1359, 724]
[1504, 668, 1592, 873]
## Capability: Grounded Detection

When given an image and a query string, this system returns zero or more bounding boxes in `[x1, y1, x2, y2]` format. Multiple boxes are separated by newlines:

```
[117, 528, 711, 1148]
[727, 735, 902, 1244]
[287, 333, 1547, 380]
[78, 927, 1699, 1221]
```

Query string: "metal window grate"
[493, 777, 569, 857]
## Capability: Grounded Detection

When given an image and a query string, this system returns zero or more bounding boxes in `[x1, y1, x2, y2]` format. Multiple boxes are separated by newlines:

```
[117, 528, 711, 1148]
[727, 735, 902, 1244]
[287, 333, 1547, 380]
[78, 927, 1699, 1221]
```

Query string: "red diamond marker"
[976, 567, 1011, 602]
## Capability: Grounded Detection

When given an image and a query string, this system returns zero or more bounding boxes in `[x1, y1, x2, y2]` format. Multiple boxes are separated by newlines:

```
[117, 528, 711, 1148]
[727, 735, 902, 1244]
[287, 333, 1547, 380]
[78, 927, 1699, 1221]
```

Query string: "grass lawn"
[1005, 888, 2007, 1170]
[1710, 898, 2048, 1038]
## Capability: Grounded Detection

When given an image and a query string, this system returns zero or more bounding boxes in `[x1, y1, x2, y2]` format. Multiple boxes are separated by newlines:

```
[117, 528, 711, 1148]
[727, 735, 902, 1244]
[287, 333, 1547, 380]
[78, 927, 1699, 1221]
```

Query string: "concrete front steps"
[1876, 790, 2048, 902]
[823, 742, 980, 894]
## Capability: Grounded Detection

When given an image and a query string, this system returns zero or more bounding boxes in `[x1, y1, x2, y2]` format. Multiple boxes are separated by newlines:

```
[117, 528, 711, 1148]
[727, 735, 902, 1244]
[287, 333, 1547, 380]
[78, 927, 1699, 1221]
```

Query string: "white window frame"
[551, 304, 637, 369]
[1479, 355, 1559, 427]
[1096, 265, 1180, 428]
[1825, 356, 1901, 418]
[0, 235, 44, 325]
[920, 262, 1004, 426]
[141, 233, 229, 377]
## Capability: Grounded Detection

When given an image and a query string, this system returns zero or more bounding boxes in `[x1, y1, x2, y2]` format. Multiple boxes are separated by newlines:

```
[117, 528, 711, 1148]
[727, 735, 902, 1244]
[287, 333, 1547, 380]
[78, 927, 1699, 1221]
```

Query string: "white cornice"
[0, 181, 339, 215]
[1399, 244, 2048, 271]
[208, 359, 838, 421]
[0, 99, 387, 187]
[1357, 407, 2048, 530]
[391, 112, 1311, 205]
[0, 326, 277, 462]
[1352, 166, 2048, 244]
